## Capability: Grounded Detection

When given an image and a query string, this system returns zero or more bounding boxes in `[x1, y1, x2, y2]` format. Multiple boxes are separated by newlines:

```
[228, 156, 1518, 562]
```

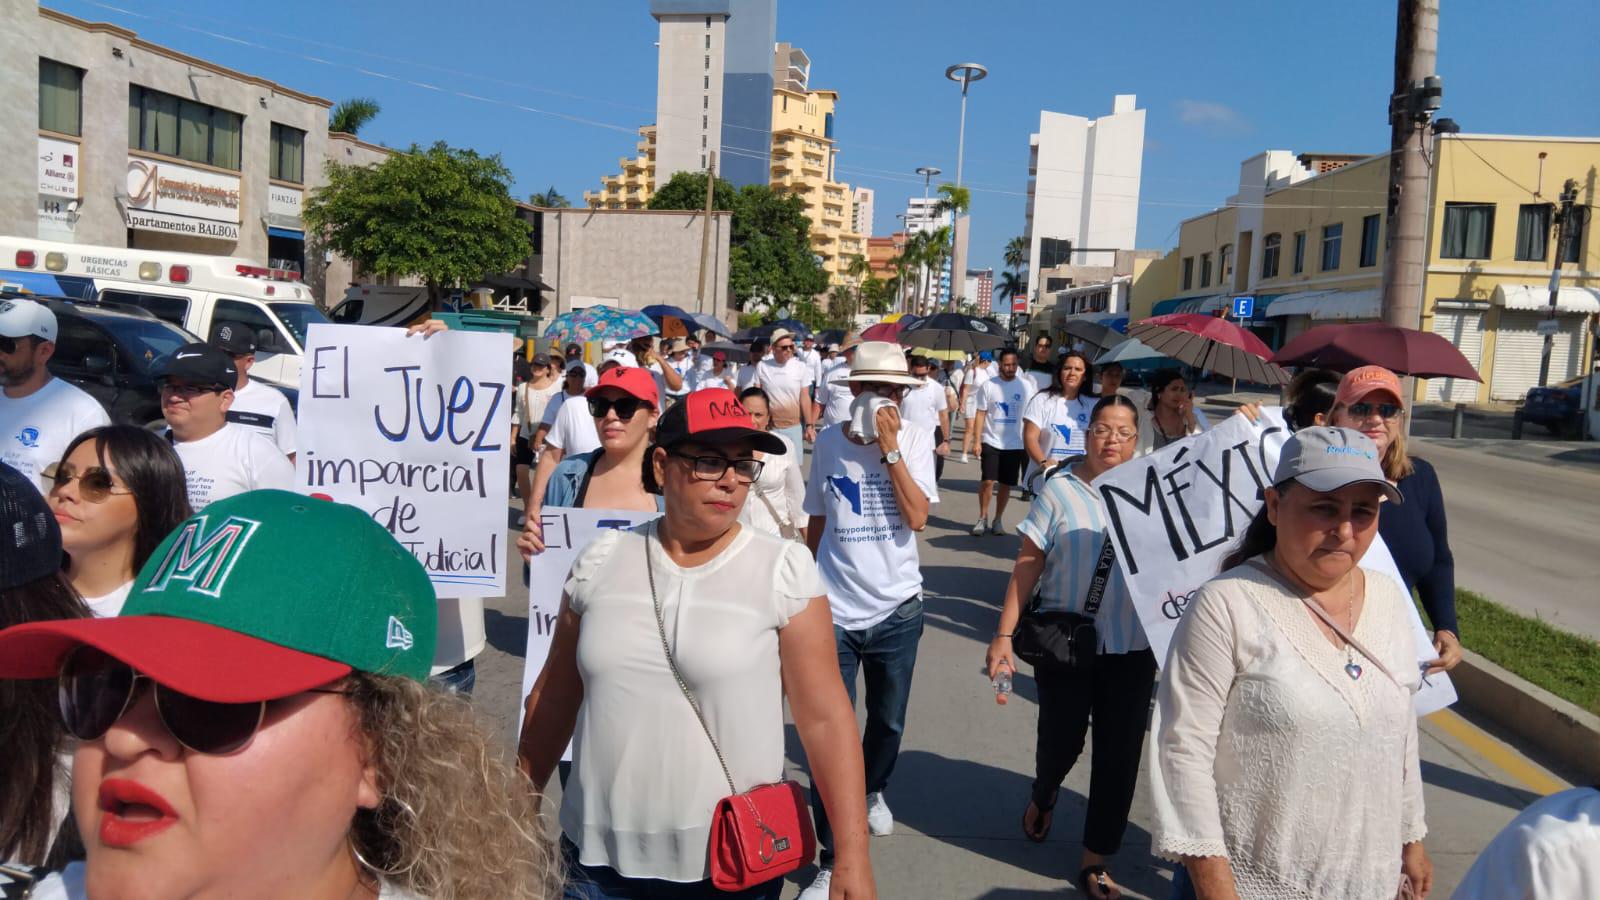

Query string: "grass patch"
[1443, 588, 1600, 717]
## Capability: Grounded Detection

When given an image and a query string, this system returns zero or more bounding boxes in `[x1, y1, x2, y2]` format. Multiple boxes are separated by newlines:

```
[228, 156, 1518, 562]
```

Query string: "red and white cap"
[655, 388, 786, 455]
[585, 365, 659, 406]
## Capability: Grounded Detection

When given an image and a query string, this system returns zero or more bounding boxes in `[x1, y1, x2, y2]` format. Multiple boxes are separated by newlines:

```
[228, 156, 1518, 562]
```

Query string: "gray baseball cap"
[1272, 426, 1402, 503]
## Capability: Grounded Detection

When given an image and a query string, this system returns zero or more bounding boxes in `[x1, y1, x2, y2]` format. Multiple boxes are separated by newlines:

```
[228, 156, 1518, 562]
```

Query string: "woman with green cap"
[0, 489, 558, 900]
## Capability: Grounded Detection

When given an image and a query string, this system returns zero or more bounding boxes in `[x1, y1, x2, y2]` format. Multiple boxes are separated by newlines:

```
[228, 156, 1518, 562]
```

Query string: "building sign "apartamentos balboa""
[124, 157, 242, 241]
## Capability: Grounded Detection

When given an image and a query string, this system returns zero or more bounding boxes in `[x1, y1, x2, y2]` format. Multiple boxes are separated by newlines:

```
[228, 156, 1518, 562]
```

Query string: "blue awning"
[267, 226, 305, 240]
[1151, 297, 1185, 316]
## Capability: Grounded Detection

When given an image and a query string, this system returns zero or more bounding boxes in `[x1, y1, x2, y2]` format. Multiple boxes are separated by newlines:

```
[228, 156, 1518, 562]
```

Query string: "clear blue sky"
[52, 0, 1599, 274]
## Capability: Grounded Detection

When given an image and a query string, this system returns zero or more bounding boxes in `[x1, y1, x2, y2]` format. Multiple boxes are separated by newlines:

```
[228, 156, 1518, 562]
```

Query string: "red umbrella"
[1128, 313, 1288, 386]
[860, 320, 902, 342]
[1271, 322, 1481, 381]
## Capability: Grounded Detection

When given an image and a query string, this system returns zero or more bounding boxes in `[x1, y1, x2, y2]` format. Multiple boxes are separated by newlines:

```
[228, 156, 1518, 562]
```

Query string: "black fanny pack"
[1012, 535, 1116, 673]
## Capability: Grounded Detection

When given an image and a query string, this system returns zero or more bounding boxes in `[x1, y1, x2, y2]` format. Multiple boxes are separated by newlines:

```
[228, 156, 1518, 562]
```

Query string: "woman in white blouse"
[518, 388, 874, 899]
[1151, 426, 1431, 900]
[737, 386, 807, 541]
[1021, 350, 1095, 491]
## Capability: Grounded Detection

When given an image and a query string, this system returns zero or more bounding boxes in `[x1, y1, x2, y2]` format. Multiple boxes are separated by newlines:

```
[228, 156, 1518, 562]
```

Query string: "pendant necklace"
[1341, 575, 1362, 681]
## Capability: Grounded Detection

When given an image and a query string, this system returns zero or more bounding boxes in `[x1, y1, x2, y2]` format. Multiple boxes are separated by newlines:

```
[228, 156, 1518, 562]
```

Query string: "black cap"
[156, 343, 238, 388]
[0, 462, 63, 590]
[210, 321, 257, 355]
[532, 353, 553, 368]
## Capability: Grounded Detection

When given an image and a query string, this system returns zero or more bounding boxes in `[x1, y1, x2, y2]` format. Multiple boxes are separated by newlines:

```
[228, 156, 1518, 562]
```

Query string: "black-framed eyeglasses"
[588, 396, 650, 420]
[58, 646, 348, 755]
[159, 382, 224, 399]
[42, 462, 133, 503]
[668, 450, 764, 484]
[1349, 401, 1403, 421]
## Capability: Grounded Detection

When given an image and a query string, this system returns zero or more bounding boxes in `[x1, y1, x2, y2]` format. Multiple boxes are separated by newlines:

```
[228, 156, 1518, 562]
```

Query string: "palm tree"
[329, 98, 381, 135]
[844, 254, 872, 320]
[529, 186, 571, 208]
[995, 269, 1026, 309]
[921, 226, 953, 315]
[932, 183, 971, 218]
[898, 231, 930, 314]
[1004, 236, 1028, 274]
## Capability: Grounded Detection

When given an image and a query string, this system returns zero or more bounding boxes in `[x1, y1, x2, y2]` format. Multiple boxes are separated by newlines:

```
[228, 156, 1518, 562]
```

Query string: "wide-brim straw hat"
[837, 340, 921, 386]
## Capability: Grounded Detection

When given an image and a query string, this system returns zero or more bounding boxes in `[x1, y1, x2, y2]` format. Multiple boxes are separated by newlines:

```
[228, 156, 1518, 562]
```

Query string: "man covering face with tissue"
[802, 340, 938, 879]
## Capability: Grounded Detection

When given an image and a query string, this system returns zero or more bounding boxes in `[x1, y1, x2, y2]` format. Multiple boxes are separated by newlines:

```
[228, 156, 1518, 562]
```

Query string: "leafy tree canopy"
[305, 142, 531, 299]
[329, 97, 381, 135]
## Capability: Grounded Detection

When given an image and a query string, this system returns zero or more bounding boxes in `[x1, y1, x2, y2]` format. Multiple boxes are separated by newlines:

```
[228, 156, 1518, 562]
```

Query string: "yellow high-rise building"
[582, 126, 657, 211]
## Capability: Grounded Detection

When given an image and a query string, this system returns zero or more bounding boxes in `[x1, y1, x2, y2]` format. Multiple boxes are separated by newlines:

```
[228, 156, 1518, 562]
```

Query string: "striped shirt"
[1016, 463, 1150, 655]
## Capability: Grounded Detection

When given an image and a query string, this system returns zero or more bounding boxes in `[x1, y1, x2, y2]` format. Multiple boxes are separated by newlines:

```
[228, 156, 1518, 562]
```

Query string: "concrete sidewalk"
[471, 442, 1569, 899]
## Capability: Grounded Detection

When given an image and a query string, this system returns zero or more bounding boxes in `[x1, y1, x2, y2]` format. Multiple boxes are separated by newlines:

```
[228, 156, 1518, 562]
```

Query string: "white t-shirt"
[432, 596, 486, 674]
[561, 523, 823, 881]
[34, 865, 426, 900]
[1024, 365, 1055, 393]
[545, 394, 600, 455]
[1453, 786, 1600, 900]
[1024, 391, 1094, 462]
[539, 390, 583, 429]
[799, 347, 823, 385]
[898, 378, 949, 433]
[690, 366, 735, 392]
[754, 357, 815, 430]
[734, 364, 759, 392]
[167, 423, 294, 510]
[227, 378, 297, 456]
[652, 356, 693, 397]
[962, 364, 994, 413]
[976, 375, 1037, 451]
[0, 378, 110, 493]
[83, 581, 132, 618]
[803, 423, 938, 630]
[818, 358, 855, 427]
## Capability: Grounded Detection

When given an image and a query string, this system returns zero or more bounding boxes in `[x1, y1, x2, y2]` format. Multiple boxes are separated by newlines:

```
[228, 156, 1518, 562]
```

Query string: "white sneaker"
[866, 792, 894, 836]
[990, 520, 1008, 536]
[798, 868, 832, 900]
[960, 452, 970, 463]
[971, 518, 988, 536]
[516, 513, 526, 527]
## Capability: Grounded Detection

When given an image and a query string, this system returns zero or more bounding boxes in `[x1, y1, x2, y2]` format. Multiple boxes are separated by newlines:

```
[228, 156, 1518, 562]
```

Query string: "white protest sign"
[517, 507, 661, 750]
[1094, 408, 1456, 716]
[296, 323, 512, 598]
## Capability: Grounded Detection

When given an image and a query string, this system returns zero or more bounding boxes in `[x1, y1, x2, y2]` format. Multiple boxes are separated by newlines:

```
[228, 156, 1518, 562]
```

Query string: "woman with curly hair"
[0, 490, 558, 900]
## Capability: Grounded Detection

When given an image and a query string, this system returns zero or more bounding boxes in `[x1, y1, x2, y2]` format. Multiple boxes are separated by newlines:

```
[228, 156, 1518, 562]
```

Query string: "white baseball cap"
[0, 298, 57, 342]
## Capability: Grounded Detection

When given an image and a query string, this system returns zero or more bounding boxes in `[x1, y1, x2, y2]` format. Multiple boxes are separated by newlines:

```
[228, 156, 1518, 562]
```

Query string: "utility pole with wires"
[1379, 0, 1441, 333]
[695, 151, 717, 316]
[1537, 179, 1581, 388]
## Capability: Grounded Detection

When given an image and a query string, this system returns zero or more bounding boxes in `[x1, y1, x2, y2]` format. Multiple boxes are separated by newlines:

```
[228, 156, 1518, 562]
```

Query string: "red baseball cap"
[1334, 365, 1404, 408]
[585, 365, 659, 406]
[655, 388, 786, 455]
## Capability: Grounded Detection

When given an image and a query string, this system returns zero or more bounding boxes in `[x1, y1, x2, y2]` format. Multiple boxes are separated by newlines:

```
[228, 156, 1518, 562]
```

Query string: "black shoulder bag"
[1011, 536, 1116, 673]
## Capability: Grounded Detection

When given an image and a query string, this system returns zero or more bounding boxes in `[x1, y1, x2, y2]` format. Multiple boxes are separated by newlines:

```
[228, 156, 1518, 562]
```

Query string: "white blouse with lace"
[1150, 559, 1427, 900]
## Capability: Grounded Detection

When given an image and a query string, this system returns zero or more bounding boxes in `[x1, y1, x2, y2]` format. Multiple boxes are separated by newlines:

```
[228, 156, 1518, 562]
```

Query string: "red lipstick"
[98, 778, 179, 847]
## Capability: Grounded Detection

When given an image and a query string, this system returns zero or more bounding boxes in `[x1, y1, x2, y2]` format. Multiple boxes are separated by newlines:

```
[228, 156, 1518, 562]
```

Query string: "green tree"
[650, 172, 826, 310]
[328, 97, 381, 135]
[529, 186, 571, 208]
[920, 226, 953, 314]
[862, 276, 897, 315]
[1004, 235, 1028, 274]
[304, 142, 531, 303]
[933, 183, 971, 218]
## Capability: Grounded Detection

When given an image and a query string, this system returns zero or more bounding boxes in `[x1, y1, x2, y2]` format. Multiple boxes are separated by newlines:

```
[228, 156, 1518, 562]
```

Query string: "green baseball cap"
[0, 490, 437, 702]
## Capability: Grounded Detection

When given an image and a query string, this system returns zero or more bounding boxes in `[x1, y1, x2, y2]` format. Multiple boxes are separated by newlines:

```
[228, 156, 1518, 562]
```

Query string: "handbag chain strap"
[646, 526, 740, 797]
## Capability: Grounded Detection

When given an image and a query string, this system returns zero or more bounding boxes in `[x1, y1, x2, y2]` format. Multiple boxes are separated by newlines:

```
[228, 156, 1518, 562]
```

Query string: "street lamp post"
[894, 212, 909, 315]
[914, 166, 940, 314]
[944, 62, 987, 312]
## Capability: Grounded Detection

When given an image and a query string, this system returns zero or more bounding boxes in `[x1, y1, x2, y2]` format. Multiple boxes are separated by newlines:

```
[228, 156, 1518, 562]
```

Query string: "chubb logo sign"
[143, 515, 261, 598]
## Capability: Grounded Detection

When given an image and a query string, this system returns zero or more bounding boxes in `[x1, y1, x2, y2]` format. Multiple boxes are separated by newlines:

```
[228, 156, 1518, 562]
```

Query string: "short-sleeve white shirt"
[545, 394, 600, 455]
[167, 423, 294, 509]
[227, 378, 297, 456]
[754, 357, 814, 430]
[976, 375, 1036, 451]
[898, 378, 948, 432]
[0, 378, 110, 493]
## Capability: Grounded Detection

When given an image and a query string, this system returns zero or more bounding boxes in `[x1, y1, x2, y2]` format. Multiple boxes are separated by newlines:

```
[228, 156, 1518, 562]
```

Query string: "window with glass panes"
[269, 123, 305, 184]
[1440, 202, 1494, 259]
[1514, 204, 1551, 261]
[1261, 233, 1281, 278]
[1359, 215, 1380, 267]
[1292, 232, 1306, 274]
[1320, 223, 1342, 271]
[1199, 253, 1212, 287]
[39, 59, 84, 136]
[1181, 257, 1194, 289]
[128, 85, 243, 170]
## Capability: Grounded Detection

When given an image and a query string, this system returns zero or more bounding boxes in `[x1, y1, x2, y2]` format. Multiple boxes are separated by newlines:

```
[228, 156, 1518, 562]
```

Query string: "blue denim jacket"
[543, 449, 666, 512]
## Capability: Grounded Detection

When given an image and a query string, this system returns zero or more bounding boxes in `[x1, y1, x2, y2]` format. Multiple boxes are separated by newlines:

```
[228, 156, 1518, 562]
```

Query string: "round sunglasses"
[58, 645, 347, 755]
[42, 462, 133, 504]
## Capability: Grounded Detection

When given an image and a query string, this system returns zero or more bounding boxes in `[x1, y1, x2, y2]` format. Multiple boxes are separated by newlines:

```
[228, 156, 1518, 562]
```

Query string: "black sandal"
[1021, 789, 1058, 843]
[1077, 865, 1114, 899]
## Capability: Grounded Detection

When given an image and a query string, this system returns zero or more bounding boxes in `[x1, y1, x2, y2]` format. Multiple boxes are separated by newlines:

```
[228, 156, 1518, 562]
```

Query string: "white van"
[329, 284, 432, 327]
[0, 236, 328, 388]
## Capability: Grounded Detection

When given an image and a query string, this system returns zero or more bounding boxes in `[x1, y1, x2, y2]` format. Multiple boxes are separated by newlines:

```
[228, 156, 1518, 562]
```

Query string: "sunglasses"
[1349, 401, 1403, 421]
[42, 462, 133, 503]
[669, 451, 764, 484]
[58, 646, 347, 755]
[588, 396, 649, 420]
[160, 382, 224, 399]
[774, 343, 795, 352]
[0, 335, 22, 354]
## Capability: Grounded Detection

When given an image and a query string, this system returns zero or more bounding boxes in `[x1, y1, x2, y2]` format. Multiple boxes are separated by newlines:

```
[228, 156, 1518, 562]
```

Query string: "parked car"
[35, 296, 196, 428]
[1520, 375, 1585, 436]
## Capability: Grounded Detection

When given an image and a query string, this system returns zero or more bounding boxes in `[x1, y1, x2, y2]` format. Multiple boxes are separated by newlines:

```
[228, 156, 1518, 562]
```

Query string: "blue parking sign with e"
[1232, 296, 1254, 318]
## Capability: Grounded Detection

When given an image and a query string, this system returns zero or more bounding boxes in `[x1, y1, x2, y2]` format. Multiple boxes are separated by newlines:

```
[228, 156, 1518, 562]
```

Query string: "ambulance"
[0, 236, 328, 388]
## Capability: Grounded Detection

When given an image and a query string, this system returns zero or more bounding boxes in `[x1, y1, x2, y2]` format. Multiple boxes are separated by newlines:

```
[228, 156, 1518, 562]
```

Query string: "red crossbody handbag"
[646, 534, 817, 891]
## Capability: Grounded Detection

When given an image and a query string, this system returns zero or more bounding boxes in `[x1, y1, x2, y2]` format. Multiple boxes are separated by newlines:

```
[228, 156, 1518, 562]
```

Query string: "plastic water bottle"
[992, 665, 1013, 705]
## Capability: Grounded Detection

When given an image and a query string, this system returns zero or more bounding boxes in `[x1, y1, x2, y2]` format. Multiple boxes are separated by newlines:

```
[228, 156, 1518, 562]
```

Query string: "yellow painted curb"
[1426, 709, 1568, 796]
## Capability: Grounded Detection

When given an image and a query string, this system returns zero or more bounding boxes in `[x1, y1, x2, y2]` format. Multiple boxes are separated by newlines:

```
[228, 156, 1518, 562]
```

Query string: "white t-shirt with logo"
[819, 358, 855, 427]
[166, 423, 295, 510]
[899, 378, 949, 433]
[651, 357, 693, 398]
[545, 394, 600, 455]
[227, 378, 297, 456]
[83, 581, 132, 618]
[754, 357, 814, 430]
[0, 378, 111, 493]
[976, 375, 1036, 451]
[1022, 391, 1094, 486]
[803, 423, 938, 630]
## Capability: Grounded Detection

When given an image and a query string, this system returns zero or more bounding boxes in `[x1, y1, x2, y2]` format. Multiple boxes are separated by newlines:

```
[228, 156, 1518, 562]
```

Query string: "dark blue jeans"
[428, 659, 476, 696]
[810, 595, 925, 868]
[1169, 865, 1198, 900]
[560, 837, 783, 900]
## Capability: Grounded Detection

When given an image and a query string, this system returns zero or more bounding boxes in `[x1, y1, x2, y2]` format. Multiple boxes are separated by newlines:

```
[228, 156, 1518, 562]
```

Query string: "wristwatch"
[883, 449, 902, 466]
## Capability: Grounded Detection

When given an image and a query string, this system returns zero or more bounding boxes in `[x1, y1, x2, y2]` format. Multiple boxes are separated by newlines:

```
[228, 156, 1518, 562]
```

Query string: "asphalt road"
[469, 442, 1572, 899]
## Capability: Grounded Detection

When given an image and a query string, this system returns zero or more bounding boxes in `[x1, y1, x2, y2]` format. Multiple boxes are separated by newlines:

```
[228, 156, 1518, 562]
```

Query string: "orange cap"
[1335, 365, 1403, 408]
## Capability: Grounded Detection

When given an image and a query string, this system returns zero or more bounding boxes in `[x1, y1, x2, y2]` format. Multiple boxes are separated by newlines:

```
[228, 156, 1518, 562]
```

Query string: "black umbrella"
[1062, 319, 1129, 353]
[818, 329, 848, 346]
[898, 313, 1009, 353]
[700, 341, 751, 364]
